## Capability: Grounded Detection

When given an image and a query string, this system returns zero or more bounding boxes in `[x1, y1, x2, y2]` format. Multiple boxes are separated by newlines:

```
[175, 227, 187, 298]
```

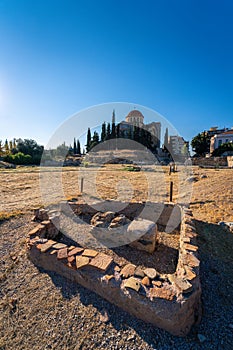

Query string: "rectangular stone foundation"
[27, 202, 202, 336]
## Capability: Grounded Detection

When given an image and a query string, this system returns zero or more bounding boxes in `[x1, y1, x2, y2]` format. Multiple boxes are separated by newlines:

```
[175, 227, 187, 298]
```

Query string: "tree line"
[85, 121, 158, 153]
[0, 138, 44, 165]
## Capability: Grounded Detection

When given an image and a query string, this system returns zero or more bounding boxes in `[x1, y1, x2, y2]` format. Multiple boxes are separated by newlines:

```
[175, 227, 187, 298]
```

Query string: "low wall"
[192, 157, 228, 167]
[27, 203, 201, 336]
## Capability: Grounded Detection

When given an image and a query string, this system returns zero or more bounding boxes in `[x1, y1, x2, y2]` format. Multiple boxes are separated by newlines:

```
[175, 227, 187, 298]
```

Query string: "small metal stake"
[81, 177, 84, 193]
[170, 181, 173, 202]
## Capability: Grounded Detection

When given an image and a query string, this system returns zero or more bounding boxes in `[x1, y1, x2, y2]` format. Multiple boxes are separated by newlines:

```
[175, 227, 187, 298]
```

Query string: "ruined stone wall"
[192, 157, 228, 167]
[27, 202, 201, 336]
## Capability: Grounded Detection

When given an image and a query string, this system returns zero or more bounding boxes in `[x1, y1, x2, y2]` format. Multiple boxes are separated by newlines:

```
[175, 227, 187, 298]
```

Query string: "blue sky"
[0, 0, 233, 148]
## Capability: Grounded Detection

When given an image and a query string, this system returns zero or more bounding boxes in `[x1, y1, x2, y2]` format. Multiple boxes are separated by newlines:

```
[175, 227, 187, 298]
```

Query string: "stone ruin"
[27, 200, 202, 336]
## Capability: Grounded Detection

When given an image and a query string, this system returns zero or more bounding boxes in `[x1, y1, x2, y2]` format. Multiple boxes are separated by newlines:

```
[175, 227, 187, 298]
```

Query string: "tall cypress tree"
[164, 127, 169, 151]
[111, 110, 116, 139]
[116, 123, 120, 138]
[4, 139, 9, 154]
[77, 140, 81, 154]
[73, 138, 77, 154]
[101, 122, 106, 142]
[106, 123, 111, 140]
[86, 128, 92, 152]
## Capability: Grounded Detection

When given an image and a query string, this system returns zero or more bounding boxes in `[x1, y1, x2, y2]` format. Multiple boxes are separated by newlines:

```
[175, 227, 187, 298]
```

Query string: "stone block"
[128, 219, 157, 253]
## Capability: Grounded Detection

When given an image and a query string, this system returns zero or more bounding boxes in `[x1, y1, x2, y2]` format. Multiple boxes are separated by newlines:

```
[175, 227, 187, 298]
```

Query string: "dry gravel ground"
[0, 165, 233, 349]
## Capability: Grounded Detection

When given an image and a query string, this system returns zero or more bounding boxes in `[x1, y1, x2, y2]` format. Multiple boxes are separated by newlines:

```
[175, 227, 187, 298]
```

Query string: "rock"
[197, 334, 206, 343]
[183, 243, 198, 252]
[169, 275, 193, 293]
[183, 253, 200, 268]
[68, 247, 84, 256]
[128, 219, 157, 253]
[200, 174, 207, 179]
[184, 266, 197, 281]
[114, 265, 121, 272]
[109, 214, 130, 228]
[52, 243, 67, 249]
[91, 211, 115, 227]
[82, 249, 98, 257]
[88, 253, 113, 272]
[120, 264, 136, 278]
[134, 267, 145, 278]
[186, 176, 198, 183]
[150, 287, 175, 301]
[99, 309, 109, 323]
[67, 255, 75, 263]
[152, 281, 162, 287]
[40, 240, 56, 253]
[124, 277, 140, 292]
[57, 248, 68, 260]
[76, 256, 90, 269]
[144, 268, 157, 279]
[141, 276, 150, 286]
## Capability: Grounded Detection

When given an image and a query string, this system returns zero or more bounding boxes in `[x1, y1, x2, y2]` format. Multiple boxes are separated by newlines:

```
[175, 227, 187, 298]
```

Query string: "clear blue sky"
[0, 0, 233, 147]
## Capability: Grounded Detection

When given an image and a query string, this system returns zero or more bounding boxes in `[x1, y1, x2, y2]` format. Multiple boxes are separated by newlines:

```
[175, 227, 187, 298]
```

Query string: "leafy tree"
[191, 133, 210, 156]
[77, 140, 81, 155]
[101, 122, 106, 142]
[212, 142, 233, 156]
[86, 128, 92, 152]
[16, 138, 44, 162]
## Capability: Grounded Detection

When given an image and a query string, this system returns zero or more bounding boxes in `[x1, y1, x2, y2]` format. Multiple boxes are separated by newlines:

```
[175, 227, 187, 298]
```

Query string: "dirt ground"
[0, 165, 233, 349]
[0, 165, 232, 223]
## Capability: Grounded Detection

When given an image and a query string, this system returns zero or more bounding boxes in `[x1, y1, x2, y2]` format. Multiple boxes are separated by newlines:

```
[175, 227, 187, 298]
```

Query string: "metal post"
[170, 181, 173, 202]
[81, 177, 84, 193]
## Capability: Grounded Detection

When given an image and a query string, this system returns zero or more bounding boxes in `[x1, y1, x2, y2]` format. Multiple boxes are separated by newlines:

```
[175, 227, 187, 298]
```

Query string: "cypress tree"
[4, 139, 9, 154]
[86, 128, 92, 152]
[106, 123, 111, 140]
[73, 138, 77, 154]
[101, 122, 106, 142]
[164, 127, 169, 151]
[77, 140, 81, 154]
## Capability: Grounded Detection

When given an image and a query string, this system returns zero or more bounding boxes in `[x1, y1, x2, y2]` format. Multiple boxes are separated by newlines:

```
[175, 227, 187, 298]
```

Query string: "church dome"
[125, 110, 144, 126]
[126, 110, 144, 120]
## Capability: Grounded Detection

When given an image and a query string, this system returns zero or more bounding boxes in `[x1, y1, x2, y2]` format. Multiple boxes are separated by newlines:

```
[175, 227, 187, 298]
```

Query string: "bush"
[4, 152, 32, 165]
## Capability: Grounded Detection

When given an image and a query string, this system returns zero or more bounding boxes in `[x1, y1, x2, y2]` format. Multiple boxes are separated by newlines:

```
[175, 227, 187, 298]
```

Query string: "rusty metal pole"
[81, 177, 84, 193]
[170, 181, 173, 202]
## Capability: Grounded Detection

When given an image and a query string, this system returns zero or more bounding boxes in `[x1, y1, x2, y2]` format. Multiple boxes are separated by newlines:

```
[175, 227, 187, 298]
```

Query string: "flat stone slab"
[76, 256, 90, 269]
[82, 249, 98, 257]
[57, 248, 68, 260]
[68, 247, 84, 256]
[89, 253, 113, 272]
[124, 277, 141, 292]
[120, 264, 136, 278]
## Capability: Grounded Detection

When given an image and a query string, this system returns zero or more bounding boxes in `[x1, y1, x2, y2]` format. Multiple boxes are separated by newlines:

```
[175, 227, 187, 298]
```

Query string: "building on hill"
[210, 129, 233, 153]
[118, 109, 161, 149]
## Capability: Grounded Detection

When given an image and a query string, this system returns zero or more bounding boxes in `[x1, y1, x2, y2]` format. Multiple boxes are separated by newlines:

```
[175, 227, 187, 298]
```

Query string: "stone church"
[118, 109, 161, 149]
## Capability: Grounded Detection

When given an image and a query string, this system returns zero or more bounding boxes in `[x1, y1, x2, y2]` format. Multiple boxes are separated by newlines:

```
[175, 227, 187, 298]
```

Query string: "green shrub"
[4, 152, 32, 165]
